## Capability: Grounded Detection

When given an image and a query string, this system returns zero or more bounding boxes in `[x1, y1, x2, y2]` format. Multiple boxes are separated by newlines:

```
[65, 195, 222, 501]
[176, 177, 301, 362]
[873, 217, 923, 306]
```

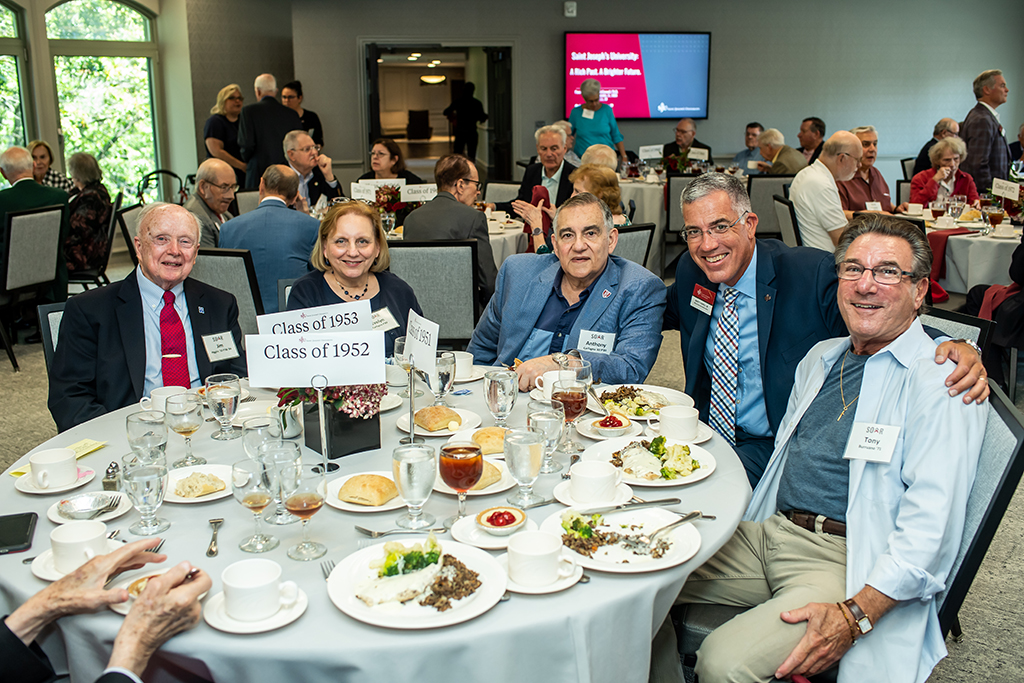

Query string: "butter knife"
[575, 497, 681, 516]
[587, 386, 608, 416]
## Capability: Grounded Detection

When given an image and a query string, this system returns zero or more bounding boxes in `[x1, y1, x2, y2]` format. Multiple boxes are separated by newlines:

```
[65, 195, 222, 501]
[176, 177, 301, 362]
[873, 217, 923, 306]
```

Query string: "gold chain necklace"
[838, 350, 860, 421]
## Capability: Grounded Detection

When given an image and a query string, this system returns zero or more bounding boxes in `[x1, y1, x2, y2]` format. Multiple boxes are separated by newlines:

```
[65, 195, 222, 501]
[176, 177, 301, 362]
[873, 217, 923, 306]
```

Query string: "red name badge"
[690, 284, 715, 316]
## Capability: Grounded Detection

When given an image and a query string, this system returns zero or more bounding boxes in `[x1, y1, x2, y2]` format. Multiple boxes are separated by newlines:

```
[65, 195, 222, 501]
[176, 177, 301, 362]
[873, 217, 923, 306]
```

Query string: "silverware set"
[321, 559, 335, 581]
[354, 525, 447, 538]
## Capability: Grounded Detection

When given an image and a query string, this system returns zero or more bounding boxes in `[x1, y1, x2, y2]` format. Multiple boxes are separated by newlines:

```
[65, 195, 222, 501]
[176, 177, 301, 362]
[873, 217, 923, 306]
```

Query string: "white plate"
[580, 437, 717, 487]
[396, 408, 482, 437]
[450, 514, 538, 550]
[47, 492, 133, 524]
[644, 420, 715, 445]
[552, 480, 633, 508]
[990, 233, 1018, 240]
[163, 464, 234, 504]
[15, 467, 95, 495]
[107, 567, 209, 615]
[453, 366, 489, 384]
[203, 589, 308, 634]
[594, 384, 694, 421]
[576, 417, 645, 441]
[433, 457, 516, 497]
[540, 507, 701, 573]
[446, 428, 506, 459]
[230, 400, 277, 427]
[327, 540, 505, 629]
[497, 551, 583, 594]
[31, 539, 124, 582]
[321, 471, 406, 513]
[379, 393, 403, 412]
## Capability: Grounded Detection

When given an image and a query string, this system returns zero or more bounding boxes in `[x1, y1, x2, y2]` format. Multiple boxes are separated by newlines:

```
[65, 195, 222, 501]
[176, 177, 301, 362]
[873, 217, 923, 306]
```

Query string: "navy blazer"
[494, 160, 577, 214]
[1, 618, 134, 683]
[960, 102, 1011, 193]
[237, 96, 302, 189]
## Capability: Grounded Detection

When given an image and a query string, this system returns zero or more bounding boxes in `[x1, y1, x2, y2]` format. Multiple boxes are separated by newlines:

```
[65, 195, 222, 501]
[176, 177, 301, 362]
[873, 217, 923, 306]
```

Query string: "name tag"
[690, 284, 715, 316]
[202, 332, 240, 362]
[372, 306, 400, 333]
[865, 201, 883, 211]
[843, 422, 900, 464]
[688, 147, 709, 161]
[578, 329, 615, 355]
[638, 144, 663, 160]
[582, 108, 595, 120]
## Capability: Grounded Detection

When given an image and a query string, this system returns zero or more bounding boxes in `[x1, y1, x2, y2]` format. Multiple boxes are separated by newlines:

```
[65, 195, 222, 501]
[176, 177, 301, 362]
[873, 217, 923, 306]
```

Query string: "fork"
[146, 538, 166, 554]
[87, 495, 122, 520]
[637, 510, 703, 548]
[320, 559, 336, 581]
[240, 395, 258, 403]
[206, 519, 223, 557]
[354, 525, 448, 538]
[561, 453, 581, 480]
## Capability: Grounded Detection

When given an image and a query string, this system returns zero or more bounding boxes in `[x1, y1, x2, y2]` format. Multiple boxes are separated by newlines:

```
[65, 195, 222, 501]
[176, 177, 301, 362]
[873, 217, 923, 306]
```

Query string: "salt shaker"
[102, 462, 121, 491]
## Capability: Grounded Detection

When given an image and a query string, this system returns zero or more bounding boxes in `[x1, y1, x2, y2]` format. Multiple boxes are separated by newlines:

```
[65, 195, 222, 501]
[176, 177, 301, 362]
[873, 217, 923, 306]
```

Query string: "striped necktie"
[709, 288, 740, 445]
[160, 290, 190, 388]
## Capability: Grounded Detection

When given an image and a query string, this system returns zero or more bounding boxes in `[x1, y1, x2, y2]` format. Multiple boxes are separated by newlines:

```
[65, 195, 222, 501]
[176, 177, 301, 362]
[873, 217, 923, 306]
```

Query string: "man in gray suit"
[403, 153, 496, 310]
[184, 158, 235, 247]
[960, 69, 1012, 193]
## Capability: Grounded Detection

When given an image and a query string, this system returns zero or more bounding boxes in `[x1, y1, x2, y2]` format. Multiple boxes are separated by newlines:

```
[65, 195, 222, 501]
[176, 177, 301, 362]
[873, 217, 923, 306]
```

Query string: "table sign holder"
[400, 354, 424, 446]
[310, 374, 339, 473]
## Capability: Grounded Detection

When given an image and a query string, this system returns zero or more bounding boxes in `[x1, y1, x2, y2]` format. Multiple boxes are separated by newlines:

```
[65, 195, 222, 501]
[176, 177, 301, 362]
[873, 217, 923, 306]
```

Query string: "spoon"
[206, 518, 223, 557]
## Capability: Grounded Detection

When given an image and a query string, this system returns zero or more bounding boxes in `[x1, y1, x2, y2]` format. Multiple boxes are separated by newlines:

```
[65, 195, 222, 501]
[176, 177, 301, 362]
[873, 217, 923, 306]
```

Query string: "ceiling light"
[407, 56, 417, 61]
[427, 63, 437, 68]
[376, 58, 383, 63]
[431, 60, 441, 64]
[420, 75, 446, 85]
[411, 52, 421, 57]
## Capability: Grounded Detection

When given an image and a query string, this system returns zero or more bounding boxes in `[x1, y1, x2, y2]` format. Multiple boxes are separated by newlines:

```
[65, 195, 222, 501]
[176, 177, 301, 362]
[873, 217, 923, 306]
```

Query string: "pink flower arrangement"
[277, 384, 387, 420]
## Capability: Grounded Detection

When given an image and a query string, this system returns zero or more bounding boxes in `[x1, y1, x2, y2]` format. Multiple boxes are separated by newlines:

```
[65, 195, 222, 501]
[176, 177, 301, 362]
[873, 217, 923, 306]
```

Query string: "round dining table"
[1, 377, 750, 683]
[938, 229, 1020, 294]
[618, 180, 668, 276]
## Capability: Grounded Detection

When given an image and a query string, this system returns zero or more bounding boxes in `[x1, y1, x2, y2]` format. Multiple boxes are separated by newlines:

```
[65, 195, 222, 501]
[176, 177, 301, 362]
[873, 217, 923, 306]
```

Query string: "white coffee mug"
[907, 203, 923, 216]
[507, 531, 576, 587]
[140, 386, 186, 413]
[994, 225, 1015, 238]
[655, 405, 700, 441]
[491, 211, 508, 222]
[570, 460, 622, 503]
[535, 370, 573, 399]
[221, 559, 298, 622]
[385, 362, 408, 387]
[50, 521, 108, 574]
[453, 351, 474, 379]
[29, 448, 78, 489]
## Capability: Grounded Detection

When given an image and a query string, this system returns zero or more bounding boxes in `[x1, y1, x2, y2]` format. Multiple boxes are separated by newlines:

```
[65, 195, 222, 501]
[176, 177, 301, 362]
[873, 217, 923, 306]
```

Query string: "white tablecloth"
[938, 232, 1019, 294]
[488, 228, 528, 270]
[1, 382, 750, 683]
[619, 181, 667, 275]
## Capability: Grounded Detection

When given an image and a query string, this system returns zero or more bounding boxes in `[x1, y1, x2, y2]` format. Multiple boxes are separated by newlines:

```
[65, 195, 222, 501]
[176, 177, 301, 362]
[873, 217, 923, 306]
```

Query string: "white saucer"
[453, 366, 489, 384]
[107, 567, 209, 615]
[552, 480, 633, 508]
[396, 408, 482, 437]
[47, 492, 133, 524]
[164, 464, 233, 504]
[576, 417, 644, 441]
[203, 589, 308, 634]
[645, 420, 715, 445]
[16, 467, 95, 495]
[31, 539, 125, 582]
[379, 393, 403, 412]
[496, 552, 583, 594]
[450, 514, 538, 550]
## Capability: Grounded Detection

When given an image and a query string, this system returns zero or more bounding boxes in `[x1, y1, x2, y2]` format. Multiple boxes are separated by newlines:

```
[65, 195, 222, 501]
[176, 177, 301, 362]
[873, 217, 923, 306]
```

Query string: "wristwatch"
[952, 338, 982, 356]
[532, 226, 543, 236]
[551, 350, 582, 366]
[843, 598, 873, 637]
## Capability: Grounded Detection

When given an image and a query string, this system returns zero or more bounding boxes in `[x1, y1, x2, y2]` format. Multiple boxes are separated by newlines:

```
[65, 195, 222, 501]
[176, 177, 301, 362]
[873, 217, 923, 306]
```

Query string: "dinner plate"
[433, 458, 516, 497]
[594, 384, 694, 421]
[47, 492, 133, 524]
[552, 480, 633, 508]
[446, 428, 507, 458]
[320, 471, 406, 513]
[580, 437, 717, 487]
[576, 417, 644, 441]
[15, 467, 95, 495]
[230, 400, 277, 427]
[163, 464, 233, 504]
[539, 507, 701, 573]
[450, 514, 538, 550]
[497, 552, 583, 594]
[379, 393, 403, 412]
[203, 589, 308, 634]
[31, 540, 124, 582]
[645, 420, 715, 445]
[108, 567, 210, 615]
[327, 540, 505, 629]
[396, 409, 482, 437]
[453, 366, 489, 384]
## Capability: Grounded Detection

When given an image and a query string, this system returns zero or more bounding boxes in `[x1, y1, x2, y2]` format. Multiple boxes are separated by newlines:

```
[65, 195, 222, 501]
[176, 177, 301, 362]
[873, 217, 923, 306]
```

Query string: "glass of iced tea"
[280, 463, 326, 561]
[930, 200, 946, 219]
[231, 459, 278, 553]
[552, 379, 588, 454]
[439, 441, 483, 528]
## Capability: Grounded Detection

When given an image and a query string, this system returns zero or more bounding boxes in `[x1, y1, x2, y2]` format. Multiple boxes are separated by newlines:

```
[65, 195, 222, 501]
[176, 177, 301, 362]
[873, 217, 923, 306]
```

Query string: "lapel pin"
[198, 306, 205, 314]
[602, 289, 612, 299]
[764, 295, 771, 302]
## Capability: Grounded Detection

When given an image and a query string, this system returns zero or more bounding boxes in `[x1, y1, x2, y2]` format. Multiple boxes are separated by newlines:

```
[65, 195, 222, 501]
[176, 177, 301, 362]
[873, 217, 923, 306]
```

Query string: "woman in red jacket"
[910, 136, 980, 207]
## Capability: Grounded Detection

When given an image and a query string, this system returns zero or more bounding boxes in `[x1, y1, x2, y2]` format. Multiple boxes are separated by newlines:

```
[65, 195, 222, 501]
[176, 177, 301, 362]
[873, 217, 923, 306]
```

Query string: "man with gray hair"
[790, 131, 864, 250]
[960, 69, 1012, 193]
[490, 124, 576, 215]
[663, 118, 713, 161]
[237, 72, 302, 189]
[838, 126, 907, 217]
[756, 128, 807, 175]
[552, 120, 581, 165]
[184, 158, 235, 247]
[912, 118, 960, 177]
[283, 129, 340, 211]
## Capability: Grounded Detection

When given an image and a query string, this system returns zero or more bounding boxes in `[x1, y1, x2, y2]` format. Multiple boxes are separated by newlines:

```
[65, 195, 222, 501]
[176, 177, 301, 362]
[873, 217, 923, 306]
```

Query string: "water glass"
[231, 459, 279, 553]
[484, 370, 518, 427]
[165, 394, 205, 468]
[122, 452, 170, 535]
[504, 427, 545, 507]
[206, 373, 241, 440]
[126, 411, 167, 461]
[242, 417, 282, 460]
[559, 357, 593, 386]
[279, 463, 326, 561]
[258, 441, 302, 526]
[947, 199, 965, 221]
[392, 444, 436, 529]
[527, 399, 565, 474]
[431, 352, 456, 406]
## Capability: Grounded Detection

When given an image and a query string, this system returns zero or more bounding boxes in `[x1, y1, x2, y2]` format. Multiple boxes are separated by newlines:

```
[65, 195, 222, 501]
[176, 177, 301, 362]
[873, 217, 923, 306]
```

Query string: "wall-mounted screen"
[564, 32, 710, 120]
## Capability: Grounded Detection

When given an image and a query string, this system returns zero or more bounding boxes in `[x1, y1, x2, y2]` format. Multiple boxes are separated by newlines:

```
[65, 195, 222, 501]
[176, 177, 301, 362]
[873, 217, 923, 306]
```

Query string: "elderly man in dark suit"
[48, 203, 246, 432]
[960, 69, 1012, 194]
[237, 73, 302, 189]
[489, 125, 577, 215]
[283, 129, 341, 212]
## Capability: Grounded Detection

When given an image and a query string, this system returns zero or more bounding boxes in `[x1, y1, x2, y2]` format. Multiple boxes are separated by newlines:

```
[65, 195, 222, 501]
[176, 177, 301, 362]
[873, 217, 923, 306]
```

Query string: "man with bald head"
[49, 203, 246, 431]
[184, 158, 236, 247]
[912, 118, 960, 177]
[237, 73, 302, 189]
[789, 131, 863, 251]
[663, 118, 713, 160]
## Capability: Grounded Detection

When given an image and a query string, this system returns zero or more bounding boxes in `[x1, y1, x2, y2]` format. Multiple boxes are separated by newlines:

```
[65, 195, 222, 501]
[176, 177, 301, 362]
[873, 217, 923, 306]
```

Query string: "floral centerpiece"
[662, 151, 689, 174]
[276, 384, 387, 459]
[373, 184, 423, 229]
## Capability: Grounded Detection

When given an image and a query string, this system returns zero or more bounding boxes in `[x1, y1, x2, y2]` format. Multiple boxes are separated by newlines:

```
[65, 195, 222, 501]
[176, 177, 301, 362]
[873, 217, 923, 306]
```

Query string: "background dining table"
[937, 229, 1020, 294]
[1, 375, 750, 683]
[619, 179, 668, 275]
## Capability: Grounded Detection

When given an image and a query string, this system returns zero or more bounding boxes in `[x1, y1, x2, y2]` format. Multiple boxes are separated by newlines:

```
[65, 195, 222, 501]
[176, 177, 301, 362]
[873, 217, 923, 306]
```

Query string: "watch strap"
[843, 598, 872, 635]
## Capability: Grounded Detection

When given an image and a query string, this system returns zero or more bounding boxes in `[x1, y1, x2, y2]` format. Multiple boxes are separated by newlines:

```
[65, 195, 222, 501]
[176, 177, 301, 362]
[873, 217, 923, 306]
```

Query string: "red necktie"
[160, 290, 190, 388]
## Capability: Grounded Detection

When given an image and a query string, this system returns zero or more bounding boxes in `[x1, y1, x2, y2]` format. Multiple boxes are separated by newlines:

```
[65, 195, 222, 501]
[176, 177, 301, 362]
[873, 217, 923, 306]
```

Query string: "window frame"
[0, 1, 33, 147]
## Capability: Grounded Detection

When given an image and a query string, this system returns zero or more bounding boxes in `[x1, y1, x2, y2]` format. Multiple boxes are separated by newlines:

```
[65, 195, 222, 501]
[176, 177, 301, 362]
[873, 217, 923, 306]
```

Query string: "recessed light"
[411, 52, 421, 57]
[420, 75, 446, 84]
[407, 56, 417, 61]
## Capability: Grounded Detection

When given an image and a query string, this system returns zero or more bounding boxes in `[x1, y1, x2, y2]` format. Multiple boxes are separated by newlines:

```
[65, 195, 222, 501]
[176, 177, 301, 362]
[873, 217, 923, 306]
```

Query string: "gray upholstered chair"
[919, 308, 992, 354]
[278, 278, 296, 313]
[901, 157, 916, 180]
[897, 180, 912, 206]
[117, 202, 143, 266]
[236, 190, 260, 216]
[666, 174, 699, 234]
[188, 248, 264, 341]
[614, 223, 655, 269]
[772, 194, 802, 247]
[484, 183, 521, 204]
[748, 175, 796, 237]
[36, 301, 65, 372]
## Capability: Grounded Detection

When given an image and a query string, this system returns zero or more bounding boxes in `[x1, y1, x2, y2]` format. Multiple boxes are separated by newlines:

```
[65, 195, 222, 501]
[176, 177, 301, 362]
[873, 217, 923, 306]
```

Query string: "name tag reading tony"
[578, 330, 615, 355]
[256, 301, 372, 335]
[843, 422, 900, 464]
[690, 284, 715, 316]
[202, 332, 239, 362]
[245, 331, 385, 388]
[865, 201, 883, 212]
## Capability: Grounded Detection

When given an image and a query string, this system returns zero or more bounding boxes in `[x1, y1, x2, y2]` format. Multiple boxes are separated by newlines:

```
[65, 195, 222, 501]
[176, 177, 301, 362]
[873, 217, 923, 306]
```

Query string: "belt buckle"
[814, 515, 826, 534]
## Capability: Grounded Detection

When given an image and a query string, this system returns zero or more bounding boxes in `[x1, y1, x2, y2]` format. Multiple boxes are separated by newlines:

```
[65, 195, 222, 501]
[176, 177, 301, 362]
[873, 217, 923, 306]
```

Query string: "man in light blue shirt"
[731, 122, 766, 174]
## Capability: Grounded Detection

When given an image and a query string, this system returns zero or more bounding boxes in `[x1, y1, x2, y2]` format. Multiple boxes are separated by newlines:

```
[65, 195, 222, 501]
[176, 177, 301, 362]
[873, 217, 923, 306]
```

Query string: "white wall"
[379, 65, 463, 137]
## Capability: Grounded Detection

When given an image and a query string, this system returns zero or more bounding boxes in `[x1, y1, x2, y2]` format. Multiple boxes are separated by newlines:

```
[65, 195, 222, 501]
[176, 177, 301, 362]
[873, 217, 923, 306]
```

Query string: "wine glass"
[231, 459, 279, 553]
[392, 444, 436, 529]
[126, 411, 168, 461]
[164, 394, 205, 468]
[947, 198, 965, 221]
[242, 417, 282, 461]
[431, 352, 456, 406]
[439, 441, 483, 529]
[483, 369, 518, 427]
[527, 399, 565, 474]
[393, 336, 423, 399]
[504, 427, 545, 507]
[559, 357, 593, 386]
[205, 373, 241, 440]
[121, 452, 170, 535]
[279, 462, 327, 561]
[257, 441, 301, 526]
[552, 379, 588, 454]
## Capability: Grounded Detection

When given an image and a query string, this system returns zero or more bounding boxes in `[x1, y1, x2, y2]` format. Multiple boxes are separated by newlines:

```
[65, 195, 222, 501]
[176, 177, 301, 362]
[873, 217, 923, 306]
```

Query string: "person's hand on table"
[894, 202, 909, 214]
[756, 161, 773, 173]
[483, 202, 496, 211]
[515, 355, 559, 392]
[317, 153, 335, 182]
[935, 340, 989, 404]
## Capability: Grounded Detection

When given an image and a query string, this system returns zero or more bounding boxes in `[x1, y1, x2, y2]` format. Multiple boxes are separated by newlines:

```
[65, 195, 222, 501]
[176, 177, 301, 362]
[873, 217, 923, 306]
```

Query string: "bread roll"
[470, 461, 502, 491]
[128, 574, 158, 598]
[472, 427, 508, 455]
[414, 405, 461, 432]
[339, 474, 399, 506]
[174, 472, 226, 498]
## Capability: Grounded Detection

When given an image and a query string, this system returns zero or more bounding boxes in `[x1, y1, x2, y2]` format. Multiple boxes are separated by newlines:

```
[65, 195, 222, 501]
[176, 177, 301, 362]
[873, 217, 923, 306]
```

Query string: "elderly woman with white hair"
[568, 79, 627, 168]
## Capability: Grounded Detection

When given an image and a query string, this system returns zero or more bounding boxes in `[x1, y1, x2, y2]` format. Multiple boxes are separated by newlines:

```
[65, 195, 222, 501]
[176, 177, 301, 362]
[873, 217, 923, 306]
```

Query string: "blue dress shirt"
[732, 147, 766, 174]
[136, 267, 200, 396]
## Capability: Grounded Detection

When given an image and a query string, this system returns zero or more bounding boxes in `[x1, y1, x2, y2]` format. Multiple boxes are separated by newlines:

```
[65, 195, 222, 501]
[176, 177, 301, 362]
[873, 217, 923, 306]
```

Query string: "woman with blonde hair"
[203, 83, 246, 188]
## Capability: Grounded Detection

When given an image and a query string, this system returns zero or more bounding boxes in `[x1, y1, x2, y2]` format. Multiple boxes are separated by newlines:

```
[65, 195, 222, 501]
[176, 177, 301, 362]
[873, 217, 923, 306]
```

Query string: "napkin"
[10, 439, 108, 477]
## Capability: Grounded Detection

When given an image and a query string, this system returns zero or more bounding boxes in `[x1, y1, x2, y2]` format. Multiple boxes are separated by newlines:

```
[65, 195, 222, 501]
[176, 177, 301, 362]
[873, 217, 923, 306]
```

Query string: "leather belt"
[783, 510, 847, 538]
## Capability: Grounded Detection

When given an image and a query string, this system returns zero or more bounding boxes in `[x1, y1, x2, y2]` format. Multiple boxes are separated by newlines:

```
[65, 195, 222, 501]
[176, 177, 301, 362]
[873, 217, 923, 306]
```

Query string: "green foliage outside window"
[0, 55, 25, 152]
[45, 0, 147, 41]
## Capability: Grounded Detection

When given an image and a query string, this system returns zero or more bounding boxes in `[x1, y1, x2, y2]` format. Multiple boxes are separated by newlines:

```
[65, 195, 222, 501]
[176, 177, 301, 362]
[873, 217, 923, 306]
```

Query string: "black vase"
[303, 405, 381, 460]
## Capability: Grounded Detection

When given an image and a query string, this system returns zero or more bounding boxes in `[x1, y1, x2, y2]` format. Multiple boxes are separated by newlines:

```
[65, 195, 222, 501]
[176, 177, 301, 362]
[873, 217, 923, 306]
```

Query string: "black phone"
[0, 512, 38, 554]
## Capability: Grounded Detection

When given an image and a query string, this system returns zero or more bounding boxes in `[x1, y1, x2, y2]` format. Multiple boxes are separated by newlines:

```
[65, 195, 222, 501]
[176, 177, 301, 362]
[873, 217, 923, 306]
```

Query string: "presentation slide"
[564, 33, 710, 120]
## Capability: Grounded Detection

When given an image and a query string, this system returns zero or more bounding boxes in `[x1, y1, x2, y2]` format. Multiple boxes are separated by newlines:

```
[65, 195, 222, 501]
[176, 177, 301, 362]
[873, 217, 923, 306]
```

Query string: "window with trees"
[0, 3, 26, 151]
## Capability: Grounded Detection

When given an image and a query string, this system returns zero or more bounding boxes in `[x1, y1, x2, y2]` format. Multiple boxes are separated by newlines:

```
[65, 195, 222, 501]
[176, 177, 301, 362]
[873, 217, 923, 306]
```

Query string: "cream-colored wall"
[379, 66, 464, 138]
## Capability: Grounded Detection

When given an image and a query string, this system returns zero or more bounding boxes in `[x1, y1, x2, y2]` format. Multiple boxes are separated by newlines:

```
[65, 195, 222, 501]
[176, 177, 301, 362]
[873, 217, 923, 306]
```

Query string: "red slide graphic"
[565, 34, 649, 118]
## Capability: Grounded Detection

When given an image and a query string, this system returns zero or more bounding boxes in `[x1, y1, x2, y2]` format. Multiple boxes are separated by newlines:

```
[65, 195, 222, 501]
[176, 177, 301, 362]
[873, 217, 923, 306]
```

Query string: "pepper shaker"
[102, 461, 121, 491]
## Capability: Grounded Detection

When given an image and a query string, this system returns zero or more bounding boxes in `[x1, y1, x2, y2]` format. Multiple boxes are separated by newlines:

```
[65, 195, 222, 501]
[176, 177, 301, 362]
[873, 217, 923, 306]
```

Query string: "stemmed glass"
[231, 459, 279, 553]
[528, 399, 565, 474]
[206, 373, 241, 440]
[552, 379, 588, 454]
[258, 441, 301, 526]
[280, 463, 327, 561]
[484, 369, 518, 427]
[439, 441, 483, 529]
[431, 352, 456, 406]
[242, 417, 282, 461]
[126, 411, 167, 460]
[164, 395, 205, 468]
[121, 452, 170, 535]
[393, 336, 423, 399]
[929, 199, 947, 220]
[504, 427, 545, 507]
[392, 444, 436, 529]
[947, 198, 965, 221]
[559, 357, 593, 386]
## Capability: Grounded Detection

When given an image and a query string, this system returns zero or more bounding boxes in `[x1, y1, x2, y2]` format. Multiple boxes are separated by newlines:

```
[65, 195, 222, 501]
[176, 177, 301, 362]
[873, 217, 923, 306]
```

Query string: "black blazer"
[305, 165, 342, 207]
[494, 160, 577, 214]
[237, 96, 302, 189]
[48, 270, 247, 432]
[662, 139, 713, 160]
[0, 619, 134, 683]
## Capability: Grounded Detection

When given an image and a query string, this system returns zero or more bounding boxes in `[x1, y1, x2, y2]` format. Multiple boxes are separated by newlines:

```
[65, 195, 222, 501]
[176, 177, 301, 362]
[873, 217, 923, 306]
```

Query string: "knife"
[587, 386, 608, 416]
[576, 497, 681, 515]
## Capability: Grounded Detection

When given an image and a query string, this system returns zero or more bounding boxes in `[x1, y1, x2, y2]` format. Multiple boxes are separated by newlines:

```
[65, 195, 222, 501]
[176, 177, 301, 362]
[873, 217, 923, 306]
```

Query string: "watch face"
[857, 617, 872, 633]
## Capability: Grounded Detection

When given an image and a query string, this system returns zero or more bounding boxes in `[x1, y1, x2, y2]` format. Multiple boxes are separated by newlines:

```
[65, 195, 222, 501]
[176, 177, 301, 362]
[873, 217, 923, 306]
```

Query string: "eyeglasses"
[294, 145, 321, 155]
[462, 178, 481, 188]
[683, 212, 748, 243]
[840, 152, 863, 163]
[226, 95, 244, 101]
[204, 181, 239, 193]
[369, 151, 390, 158]
[836, 262, 913, 285]
[150, 235, 196, 249]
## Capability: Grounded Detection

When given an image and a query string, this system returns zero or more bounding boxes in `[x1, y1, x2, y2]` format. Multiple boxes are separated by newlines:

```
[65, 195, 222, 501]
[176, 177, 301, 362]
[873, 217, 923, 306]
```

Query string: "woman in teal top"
[568, 78, 627, 168]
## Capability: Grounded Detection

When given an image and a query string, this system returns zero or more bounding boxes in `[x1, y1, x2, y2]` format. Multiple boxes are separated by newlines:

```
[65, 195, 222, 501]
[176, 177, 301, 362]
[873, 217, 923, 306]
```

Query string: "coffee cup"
[994, 224, 1015, 238]
[507, 531, 576, 587]
[491, 211, 508, 222]
[653, 405, 699, 441]
[570, 460, 622, 503]
[453, 351, 474, 379]
[140, 386, 186, 413]
[385, 362, 408, 387]
[50, 520, 108, 574]
[907, 203, 923, 216]
[221, 559, 298, 622]
[29, 448, 78, 489]
[535, 370, 573, 399]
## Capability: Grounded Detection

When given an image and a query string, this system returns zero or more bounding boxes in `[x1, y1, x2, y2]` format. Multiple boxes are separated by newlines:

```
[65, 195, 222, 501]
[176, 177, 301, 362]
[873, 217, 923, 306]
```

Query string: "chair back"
[627, 198, 637, 222]
[919, 308, 993, 356]
[70, 191, 123, 287]
[901, 157, 916, 181]
[749, 175, 797, 237]
[278, 278, 296, 313]
[118, 202, 143, 266]
[387, 240, 480, 346]
[772, 194, 803, 247]
[188, 248, 265, 340]
[484, 182, 520, 204]
[614, 223, 655, 269]
[666, 174, 699, 233]
[36, 301, 65, 372]
[897, 180, 912, 206]
[236, 190, 260, 216]
[3, 204, 63, 294]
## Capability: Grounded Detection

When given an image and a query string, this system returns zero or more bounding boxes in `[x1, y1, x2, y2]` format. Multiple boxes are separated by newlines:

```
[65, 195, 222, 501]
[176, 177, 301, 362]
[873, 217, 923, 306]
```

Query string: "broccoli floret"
[660, 467, 677, 480]
[649, 435, 667, 456]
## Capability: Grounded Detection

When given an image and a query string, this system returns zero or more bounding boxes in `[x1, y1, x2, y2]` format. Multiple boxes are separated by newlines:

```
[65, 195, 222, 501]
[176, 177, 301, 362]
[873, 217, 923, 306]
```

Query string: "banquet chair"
[118, 202, 143, 266]
[36, 301, 65, 372]
[897, 180, 912, 206]
[236, 190, 260, 216]
[901, 157, 916, 180]
[748, 175, 796, 237]
[772, 194, 802, 247]
[627, 199, 637, 222]
[484, 182, 520, 204]
[69, 191, 123, 290]
[188, 248, 264, 341]
[614, 223, 655, 269]
[278, 278, 296, 313]
[919, 308, 992, 356]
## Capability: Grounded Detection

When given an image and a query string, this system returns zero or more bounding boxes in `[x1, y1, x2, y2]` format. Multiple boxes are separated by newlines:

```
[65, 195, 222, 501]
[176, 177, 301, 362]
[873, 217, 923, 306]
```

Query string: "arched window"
[0, 2, 27, 148]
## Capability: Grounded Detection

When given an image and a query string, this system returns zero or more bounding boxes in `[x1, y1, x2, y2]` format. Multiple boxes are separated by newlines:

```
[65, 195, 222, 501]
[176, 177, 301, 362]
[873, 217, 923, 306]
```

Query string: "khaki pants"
[650, 512, 847, 683]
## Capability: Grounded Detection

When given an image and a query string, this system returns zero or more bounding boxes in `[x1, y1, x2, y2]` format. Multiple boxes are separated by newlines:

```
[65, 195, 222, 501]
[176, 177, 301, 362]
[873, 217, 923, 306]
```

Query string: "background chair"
[235, 190, 260, 216]
[772, 194, 803, 247]
[627, 198, 637, 223]
[614, 223, 655, 269]
[749, 175, 797, 238]
[920, 308, 993, 355]
[36, 301, 65, 372]
[666, 174, 700, 234]
[278, 278, 296, 313]
[117, 202, 143, 266]
[69, 191, 123, 290]
[897, 179, 912, 206]
[406, 109, 432, 140]
[901, 157, 916, 180]
[484, 182, 520, 204]
[188, 247, 264, 340]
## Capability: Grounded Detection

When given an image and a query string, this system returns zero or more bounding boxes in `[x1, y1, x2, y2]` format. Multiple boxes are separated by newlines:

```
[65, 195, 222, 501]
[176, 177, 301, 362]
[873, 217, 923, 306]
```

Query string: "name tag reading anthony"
[578, 330, 615, 355]
[688, 147, 709, 161]
[202, 332, 240, 362]
[843, 422, 900, 464]
[256, 300, 372, 335]
[865, 201, 883, 211]
[245, 331, 385, 388]
[372, 306, 400, 333]
[690, 284, 715, 316]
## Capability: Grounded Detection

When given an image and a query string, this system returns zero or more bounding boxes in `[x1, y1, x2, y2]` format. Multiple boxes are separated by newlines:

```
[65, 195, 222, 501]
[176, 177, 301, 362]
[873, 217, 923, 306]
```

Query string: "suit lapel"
[686, 269, 714, 397]
[116, 271, 147, 399]
[184, 279, 212, 379]
[754, 245, 778, 375]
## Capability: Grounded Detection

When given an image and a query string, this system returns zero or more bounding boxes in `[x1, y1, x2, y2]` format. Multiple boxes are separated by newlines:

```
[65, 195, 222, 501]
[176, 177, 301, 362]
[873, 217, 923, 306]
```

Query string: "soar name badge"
[578, 330, 615, 355]
[843, 422, 900, 464]
[202, 332, 240, 362]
